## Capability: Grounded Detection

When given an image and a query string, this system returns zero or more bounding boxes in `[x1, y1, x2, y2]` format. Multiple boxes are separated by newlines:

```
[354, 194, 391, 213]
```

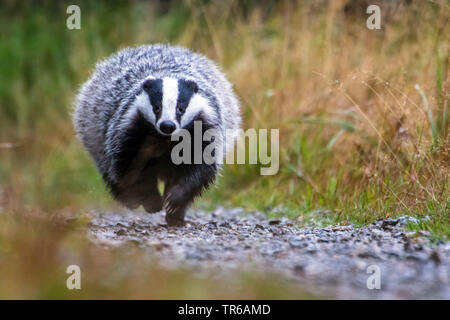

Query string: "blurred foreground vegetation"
[0, 0, 448, 298]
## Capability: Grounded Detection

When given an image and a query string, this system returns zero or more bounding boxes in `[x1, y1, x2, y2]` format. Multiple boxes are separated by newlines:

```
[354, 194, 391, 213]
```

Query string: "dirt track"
[88, 207, 449, 299]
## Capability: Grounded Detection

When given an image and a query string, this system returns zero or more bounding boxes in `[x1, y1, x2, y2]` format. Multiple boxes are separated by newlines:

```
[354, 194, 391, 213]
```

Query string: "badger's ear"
[142, 78, 159, 92]
[185, 80, 199, 93]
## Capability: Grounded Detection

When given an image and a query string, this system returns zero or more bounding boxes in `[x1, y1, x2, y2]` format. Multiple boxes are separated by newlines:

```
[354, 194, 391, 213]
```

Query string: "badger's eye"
[177, 104, 184, 113]
[154, 105, 161, 113]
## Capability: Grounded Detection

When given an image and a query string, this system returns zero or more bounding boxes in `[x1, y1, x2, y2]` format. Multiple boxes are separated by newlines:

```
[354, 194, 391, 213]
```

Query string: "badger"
[74, 44, 241, 226]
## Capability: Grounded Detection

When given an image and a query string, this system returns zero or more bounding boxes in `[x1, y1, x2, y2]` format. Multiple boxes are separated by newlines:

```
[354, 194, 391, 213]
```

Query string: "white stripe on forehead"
[160, 77, 178, 123]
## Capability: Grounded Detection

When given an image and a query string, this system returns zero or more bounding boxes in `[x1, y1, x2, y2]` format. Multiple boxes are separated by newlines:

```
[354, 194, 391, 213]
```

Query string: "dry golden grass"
[189, 1, 449, 230]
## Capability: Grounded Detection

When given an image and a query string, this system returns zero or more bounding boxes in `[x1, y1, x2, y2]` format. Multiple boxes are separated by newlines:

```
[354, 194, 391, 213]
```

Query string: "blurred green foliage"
[0, 0, 448, 299]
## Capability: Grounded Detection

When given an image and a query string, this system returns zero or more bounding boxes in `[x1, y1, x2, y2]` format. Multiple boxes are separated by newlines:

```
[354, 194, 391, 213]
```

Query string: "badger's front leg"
[163, 163, 217, 226]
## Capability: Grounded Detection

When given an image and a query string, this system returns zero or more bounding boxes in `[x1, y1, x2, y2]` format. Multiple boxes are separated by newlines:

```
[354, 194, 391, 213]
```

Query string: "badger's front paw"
[117, 193, 141, 210]
[142, 194, 163, 213]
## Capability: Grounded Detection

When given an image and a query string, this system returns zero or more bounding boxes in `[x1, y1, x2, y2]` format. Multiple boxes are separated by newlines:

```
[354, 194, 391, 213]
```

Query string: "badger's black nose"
[159, 120, 176, 134]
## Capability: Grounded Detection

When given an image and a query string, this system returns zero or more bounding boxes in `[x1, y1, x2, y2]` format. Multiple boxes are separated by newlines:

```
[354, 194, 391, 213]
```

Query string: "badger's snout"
[159, 120, 176, 134]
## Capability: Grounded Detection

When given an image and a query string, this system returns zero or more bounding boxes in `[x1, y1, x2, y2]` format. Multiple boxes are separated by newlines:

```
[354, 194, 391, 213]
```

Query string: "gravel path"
[88, 207, 449, 299]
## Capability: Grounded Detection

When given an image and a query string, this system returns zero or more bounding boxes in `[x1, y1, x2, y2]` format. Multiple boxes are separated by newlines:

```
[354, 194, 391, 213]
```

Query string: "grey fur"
[73, 44, 241, 225]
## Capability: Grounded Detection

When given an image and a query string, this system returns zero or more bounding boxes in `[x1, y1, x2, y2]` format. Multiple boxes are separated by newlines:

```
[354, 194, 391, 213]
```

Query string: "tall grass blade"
[414, 84, 438, 144]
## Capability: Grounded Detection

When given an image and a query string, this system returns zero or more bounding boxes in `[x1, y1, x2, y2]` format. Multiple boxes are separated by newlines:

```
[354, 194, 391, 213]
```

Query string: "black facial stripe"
[143, 78, 163, 121]
[176, 79, 197, 123]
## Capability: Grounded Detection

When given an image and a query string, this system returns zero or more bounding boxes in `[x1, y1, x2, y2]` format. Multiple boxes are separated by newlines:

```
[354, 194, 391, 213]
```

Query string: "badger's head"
[128, 76, 217, 137]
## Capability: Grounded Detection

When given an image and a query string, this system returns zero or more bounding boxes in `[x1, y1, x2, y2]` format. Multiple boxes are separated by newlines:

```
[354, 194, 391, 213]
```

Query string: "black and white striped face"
[130, 77, 214, 136]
